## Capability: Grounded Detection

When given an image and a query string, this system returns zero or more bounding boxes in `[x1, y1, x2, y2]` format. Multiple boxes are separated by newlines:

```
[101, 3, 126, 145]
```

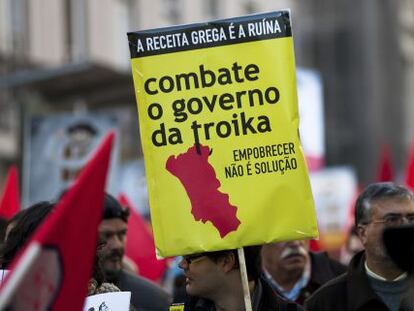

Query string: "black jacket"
[117, 269, 171, 311]
[304, 251, 414, 311]
[300, 251, 346, 303]
[180, 277, 304, 311]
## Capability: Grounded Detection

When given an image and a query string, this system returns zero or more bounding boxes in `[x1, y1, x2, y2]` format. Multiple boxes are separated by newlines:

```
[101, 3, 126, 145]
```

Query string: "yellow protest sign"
[169, 304, 185, 311]
[128, 11, 318, 257]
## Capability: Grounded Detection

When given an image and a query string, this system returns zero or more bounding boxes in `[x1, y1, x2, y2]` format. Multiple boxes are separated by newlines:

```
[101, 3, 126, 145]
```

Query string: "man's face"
[359, 197, 414, 262]
[261, 240, 309, 274]
[98, 218, 128, 280]
[178, 254, 228, 299]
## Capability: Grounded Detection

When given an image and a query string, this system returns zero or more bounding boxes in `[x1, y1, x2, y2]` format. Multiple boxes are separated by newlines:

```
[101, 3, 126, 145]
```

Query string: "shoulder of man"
[118, 270, 171, 310]
[310, 251, 347, 278]
[259, 276, 304, 311]
[118, 270, 166, 292]
[304, 273, 348, 311]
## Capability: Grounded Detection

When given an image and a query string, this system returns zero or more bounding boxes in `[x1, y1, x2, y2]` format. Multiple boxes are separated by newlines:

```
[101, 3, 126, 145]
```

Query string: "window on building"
[163, 0, 181, 24]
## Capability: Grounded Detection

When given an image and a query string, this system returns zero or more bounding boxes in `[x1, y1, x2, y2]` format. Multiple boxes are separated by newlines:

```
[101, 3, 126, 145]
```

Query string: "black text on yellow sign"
[144, 62, 280, 147]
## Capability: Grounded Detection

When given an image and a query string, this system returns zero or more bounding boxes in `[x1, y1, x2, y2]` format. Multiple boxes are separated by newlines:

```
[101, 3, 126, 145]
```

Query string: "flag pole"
[237, 247, 252, 311]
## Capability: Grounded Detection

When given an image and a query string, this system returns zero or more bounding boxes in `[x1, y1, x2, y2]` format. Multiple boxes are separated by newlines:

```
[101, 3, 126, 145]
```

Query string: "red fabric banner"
[0, 131, 114, 310]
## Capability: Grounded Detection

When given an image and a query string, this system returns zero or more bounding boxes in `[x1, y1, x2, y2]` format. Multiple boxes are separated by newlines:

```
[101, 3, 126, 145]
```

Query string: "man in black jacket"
[173, 246, 303, 311]
[99, 193, 171, 311]
[261, 240, 346, 305]
[305, 182, 414, 311]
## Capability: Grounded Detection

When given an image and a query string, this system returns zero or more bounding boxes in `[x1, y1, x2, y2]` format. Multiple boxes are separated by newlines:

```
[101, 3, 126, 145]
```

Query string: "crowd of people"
[0, 182, 413, 310]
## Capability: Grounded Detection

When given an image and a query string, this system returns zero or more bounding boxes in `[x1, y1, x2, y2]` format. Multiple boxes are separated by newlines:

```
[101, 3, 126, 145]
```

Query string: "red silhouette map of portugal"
[166, 144, 241, 238]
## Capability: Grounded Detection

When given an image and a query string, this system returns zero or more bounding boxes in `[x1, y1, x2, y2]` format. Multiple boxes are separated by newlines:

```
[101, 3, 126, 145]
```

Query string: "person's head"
[261, 240, 309, 277]
[345, 226, 364, 257]
[0, 216, 8, 242]
[355, 182, 414, 264]
[178, 246, 262, 299]
[98, 193, 130, 282]
[0, 201, 55, 268]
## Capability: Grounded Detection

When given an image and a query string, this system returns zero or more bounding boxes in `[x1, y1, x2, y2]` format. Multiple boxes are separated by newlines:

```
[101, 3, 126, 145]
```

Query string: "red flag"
[406, 139, 414, 190]
[377, 144, 394, 182]
[309, 239, 321, 252]
[119, 193, 168, 282]
[0, 165, 20, 219]
[0, 131, 114, 310]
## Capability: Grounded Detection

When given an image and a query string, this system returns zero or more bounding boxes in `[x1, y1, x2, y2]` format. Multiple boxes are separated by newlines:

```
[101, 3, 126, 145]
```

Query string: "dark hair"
[0, 201, 55, 268]
[103, 193, 130, 223]
[205, 246, 262, 281]
[0, 217, 8, 242]
[354, 182, 414, 226]
[92, 238, 107, 286]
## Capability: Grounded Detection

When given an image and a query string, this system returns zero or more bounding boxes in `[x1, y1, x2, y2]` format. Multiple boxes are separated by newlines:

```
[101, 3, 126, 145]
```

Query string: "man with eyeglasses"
[305, 182, 414, 311]
[171, 246, 304, 310]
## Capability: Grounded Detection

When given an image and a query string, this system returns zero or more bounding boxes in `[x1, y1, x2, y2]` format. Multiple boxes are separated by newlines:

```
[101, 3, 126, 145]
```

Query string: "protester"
[340, 225, 364, 264]
[175, 245, 304, 310]
[87, 237, 137, 311]
[99, 193, 171, 310]
[88, 237, 116, 295]
[0, 201, 55, 268]
[305, 182, 414, 311]
[261, 239, 346, 305]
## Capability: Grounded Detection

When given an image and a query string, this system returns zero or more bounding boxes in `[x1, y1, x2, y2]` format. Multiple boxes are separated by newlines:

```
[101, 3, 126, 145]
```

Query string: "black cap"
[103, 193, 130, 223]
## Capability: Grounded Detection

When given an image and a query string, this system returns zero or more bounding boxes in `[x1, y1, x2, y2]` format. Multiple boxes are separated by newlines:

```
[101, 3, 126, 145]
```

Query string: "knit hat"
[103, 193, 130, 223]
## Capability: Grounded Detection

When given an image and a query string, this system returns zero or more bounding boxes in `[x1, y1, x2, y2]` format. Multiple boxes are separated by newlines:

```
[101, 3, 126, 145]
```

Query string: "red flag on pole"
[119, 193, 168, 283]
[377, 144, 394, 182]
[0, 131, 114, 310]
[0, 165, 20, 219]
[406, 139, 414, 190]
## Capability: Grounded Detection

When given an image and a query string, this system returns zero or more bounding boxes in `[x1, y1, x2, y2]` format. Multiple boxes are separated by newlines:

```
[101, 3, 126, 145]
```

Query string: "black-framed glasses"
[182, 253, 207, 265]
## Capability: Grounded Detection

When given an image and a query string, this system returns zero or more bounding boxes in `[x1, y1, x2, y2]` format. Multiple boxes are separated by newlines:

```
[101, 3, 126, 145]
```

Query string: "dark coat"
[180, 277, 304, 311]
[304, 251, 414, 311]
[117, 269, 171, 311]
[298, 251, 346, 303]
[265, 251, 346, 304]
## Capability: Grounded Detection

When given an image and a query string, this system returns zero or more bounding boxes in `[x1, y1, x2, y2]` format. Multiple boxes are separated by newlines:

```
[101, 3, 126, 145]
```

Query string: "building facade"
[0, 0, 413, 192]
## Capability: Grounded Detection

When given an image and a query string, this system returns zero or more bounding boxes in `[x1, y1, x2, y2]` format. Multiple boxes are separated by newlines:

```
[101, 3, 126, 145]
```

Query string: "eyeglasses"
[182, 254, 207, 265]
[369, 214, 414, 226]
